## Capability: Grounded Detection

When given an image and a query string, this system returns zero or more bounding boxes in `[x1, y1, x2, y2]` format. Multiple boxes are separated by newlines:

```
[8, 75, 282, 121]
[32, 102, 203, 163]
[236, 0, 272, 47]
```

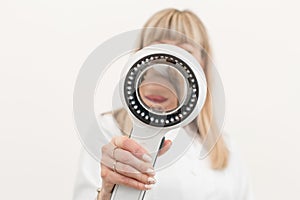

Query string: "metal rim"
[124, 53, 199, 127]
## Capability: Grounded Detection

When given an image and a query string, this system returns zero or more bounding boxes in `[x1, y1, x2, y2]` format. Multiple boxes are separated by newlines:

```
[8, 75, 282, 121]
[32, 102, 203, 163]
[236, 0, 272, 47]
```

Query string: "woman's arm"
[224, 133, 254, 200]
[97, 188, 112, 200]
[73, 148, 101, 200]
[73, 138, 172, 200]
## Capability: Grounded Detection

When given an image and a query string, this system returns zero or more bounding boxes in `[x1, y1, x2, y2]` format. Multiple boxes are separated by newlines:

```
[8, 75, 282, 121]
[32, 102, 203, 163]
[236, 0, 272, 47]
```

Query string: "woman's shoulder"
[221, 131, 254, 199]
[218, 130, 243, 158]
[221, 131, 245, 168]
[73, 147, 100, 200]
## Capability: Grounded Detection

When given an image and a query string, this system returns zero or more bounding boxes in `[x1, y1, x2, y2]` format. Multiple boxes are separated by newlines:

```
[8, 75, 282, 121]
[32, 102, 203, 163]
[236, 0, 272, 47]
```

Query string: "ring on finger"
[112, 160, 118, 173]
[112, 146, 119, 160]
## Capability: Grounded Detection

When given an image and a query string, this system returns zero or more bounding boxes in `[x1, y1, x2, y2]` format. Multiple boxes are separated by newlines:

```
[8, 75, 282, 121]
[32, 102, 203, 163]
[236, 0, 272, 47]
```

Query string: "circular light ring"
[124, 53, 199, 127]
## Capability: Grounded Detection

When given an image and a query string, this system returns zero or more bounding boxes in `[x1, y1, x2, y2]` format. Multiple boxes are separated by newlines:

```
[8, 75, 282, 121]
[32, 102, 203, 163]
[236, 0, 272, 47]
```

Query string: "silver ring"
[112, 160, 118, 173]
[112, 146, 118, 160]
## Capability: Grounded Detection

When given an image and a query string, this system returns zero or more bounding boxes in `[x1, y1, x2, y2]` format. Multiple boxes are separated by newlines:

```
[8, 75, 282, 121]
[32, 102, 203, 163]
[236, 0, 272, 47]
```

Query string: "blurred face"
[138, 66, 180, 113]
[138, 40, 204, 113]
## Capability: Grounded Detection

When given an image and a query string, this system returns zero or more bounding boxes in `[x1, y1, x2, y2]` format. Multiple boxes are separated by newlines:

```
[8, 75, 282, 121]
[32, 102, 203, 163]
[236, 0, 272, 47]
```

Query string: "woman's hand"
[98, 135, 172, 199]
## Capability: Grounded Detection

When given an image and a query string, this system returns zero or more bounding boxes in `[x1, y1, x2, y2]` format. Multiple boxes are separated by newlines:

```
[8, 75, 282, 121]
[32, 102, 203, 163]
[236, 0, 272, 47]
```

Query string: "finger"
[158, 139, 172, 156]
[111, 136, 153, 163]
[101, 164, 154, 191]
[101, 151, 155, 176]
[101, 142, 115, 158]
[112, 148, 155, 175]
[100, 157, 154, 184]
[114, 161, 156, 184]
[100, 164, 116, 193]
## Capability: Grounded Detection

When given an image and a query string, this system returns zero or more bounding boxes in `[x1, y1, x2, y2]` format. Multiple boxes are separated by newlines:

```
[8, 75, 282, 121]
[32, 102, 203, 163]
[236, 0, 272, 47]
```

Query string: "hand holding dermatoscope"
[110, 43, 207, 200]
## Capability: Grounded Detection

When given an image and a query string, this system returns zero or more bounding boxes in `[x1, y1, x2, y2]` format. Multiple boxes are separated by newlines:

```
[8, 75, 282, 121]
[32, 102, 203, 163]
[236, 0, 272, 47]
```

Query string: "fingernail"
[146, 168, 155, 175]
[142, 154, 152, 163]
[147, 177, 156, 184]
[145, 184, 154, 190]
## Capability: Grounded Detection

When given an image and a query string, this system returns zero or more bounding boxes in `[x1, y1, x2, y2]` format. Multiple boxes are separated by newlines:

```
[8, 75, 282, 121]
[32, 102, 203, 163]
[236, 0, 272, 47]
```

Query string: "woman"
[73, 8, 253, 200]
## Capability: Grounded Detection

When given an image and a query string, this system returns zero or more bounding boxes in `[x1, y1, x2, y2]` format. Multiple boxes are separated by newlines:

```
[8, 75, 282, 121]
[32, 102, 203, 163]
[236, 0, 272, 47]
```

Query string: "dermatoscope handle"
[110, 124, 166, 200]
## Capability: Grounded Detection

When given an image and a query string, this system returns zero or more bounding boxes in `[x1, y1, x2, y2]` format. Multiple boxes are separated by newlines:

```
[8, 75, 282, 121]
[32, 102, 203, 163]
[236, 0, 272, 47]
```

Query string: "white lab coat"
[73, 114, 253, 200]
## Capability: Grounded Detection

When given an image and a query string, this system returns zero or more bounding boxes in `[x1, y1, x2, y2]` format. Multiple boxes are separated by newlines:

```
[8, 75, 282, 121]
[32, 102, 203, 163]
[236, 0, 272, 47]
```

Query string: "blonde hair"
[112, 8, 229, 170]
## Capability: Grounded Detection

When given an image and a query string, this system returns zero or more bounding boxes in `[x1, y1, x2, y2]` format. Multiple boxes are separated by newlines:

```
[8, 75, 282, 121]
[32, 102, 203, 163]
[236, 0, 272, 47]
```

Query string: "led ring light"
[111, 44, 207, 200]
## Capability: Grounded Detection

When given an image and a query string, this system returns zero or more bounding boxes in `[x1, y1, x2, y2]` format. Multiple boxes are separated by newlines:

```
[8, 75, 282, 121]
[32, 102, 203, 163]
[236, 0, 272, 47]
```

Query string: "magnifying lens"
[110, 43, 207, 200]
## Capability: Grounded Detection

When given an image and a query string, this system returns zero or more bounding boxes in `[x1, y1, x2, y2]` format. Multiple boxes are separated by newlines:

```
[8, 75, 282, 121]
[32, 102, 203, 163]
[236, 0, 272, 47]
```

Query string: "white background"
[0, 0, 299, 199]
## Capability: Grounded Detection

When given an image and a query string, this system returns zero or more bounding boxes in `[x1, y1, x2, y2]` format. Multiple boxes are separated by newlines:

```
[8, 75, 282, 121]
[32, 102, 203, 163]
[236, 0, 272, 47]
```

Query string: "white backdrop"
[0, 0, 299, 199]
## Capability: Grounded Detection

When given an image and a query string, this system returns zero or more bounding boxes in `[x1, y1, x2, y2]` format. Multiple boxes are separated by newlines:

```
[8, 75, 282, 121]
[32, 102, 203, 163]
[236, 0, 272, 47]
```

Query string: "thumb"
[158, 139, 172, 156]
